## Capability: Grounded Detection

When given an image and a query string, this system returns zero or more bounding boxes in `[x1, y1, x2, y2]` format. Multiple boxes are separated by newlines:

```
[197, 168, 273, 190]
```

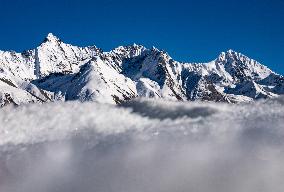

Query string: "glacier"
[1, 98, 284, 192]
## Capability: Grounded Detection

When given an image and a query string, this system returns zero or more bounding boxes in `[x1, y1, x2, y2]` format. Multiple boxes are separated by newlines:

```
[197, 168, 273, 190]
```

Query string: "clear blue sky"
[0, 0, 283, 74]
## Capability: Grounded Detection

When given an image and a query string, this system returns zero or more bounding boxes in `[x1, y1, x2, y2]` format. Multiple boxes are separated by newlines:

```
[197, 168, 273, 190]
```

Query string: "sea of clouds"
[1, 98, 284, 192]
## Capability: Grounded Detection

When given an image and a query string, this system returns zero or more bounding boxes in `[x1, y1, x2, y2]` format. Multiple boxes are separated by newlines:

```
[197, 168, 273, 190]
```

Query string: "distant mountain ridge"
[0, 33, 283, 106]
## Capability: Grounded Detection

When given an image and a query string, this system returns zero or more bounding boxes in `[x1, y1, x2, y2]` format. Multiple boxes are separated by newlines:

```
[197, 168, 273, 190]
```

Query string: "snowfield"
[1, 98, 284, 192]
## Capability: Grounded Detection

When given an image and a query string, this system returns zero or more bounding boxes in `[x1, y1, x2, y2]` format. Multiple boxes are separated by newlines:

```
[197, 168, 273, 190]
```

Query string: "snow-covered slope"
[2, 98, 284, 192]
[0, 33, 283, 106]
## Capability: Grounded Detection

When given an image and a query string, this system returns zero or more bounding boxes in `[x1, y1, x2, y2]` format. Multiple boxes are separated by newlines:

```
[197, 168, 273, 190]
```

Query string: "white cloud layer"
[1, 98, 284, 192]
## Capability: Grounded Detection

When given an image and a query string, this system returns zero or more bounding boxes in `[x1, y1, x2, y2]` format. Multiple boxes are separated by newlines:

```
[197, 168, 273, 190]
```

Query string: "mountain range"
[0, 33, 283, 107]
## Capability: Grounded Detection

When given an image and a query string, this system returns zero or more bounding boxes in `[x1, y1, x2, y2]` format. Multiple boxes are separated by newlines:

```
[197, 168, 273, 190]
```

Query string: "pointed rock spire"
[42, 33, 61, 43]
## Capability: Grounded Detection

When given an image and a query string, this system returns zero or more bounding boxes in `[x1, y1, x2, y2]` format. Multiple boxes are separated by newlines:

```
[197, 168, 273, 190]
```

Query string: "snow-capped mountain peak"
[216, 49, 272, 81]
[0, 33, 283, 106]
[43, 33, 61, 43]
[218, 49, 244, 61]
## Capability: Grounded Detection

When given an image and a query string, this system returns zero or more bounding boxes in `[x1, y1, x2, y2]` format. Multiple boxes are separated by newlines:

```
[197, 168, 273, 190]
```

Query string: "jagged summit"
[46, 33, 58, 40]
[0, 33, 283, 106]
[218, 49, 257, 63]
[226, 49, 238, 54]
[218, 49, 240, 60]
[42, 33, 61, 43]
